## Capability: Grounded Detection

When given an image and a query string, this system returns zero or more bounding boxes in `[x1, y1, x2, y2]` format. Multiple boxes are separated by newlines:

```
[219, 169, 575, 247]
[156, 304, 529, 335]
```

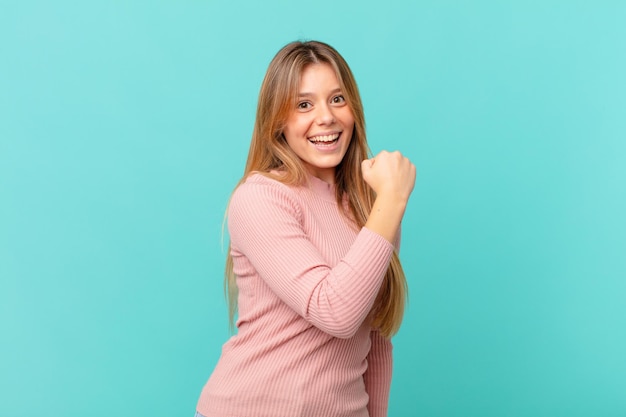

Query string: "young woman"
[195, 40, 416, 417]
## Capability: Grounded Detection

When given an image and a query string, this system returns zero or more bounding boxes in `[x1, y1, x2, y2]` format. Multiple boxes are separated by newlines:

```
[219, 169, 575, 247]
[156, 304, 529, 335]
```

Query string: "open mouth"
[308, 132, 340, 146]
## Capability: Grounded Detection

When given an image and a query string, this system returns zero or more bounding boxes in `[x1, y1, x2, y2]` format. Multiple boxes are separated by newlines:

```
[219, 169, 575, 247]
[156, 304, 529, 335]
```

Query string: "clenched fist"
[361, 151, 416, 203]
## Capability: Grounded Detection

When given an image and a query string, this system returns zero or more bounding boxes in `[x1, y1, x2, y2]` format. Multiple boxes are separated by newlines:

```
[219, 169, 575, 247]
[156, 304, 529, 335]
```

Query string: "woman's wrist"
[364, 195, 406, 243]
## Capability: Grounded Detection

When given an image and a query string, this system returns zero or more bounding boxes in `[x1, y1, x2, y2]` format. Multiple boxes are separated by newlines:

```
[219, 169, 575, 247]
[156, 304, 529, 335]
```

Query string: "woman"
[196, 40, 416, 417]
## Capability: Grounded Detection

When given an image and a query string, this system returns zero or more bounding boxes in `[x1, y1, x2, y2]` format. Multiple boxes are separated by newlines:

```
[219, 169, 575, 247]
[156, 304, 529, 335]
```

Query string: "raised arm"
[229, 152, 415, 339]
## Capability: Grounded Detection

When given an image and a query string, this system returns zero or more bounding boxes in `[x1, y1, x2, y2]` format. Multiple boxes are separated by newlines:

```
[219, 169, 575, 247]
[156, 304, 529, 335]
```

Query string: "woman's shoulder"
[230, 171, 304, 213]
[236, 171, 294, 195]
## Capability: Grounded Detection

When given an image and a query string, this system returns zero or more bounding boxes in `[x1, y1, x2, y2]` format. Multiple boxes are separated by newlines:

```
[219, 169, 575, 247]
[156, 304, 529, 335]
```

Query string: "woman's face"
[283, 63, 355, 184]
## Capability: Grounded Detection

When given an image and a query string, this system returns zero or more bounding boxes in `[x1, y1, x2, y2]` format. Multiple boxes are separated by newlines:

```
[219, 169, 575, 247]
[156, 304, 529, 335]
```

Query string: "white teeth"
[309, 133, 339, 142]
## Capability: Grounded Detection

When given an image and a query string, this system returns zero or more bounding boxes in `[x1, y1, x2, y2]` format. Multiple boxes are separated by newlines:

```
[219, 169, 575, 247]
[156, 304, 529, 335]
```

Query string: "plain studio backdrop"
[1, 1, 625, 416]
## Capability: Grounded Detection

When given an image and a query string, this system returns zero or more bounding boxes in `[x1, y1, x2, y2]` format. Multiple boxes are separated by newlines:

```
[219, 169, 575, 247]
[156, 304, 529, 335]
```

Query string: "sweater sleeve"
[364, 330, 393, 417]
[228, 178, 395, 339]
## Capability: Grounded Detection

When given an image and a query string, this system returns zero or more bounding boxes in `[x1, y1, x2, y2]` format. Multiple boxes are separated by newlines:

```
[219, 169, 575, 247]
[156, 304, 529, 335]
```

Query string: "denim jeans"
[195, 412, 206, 417]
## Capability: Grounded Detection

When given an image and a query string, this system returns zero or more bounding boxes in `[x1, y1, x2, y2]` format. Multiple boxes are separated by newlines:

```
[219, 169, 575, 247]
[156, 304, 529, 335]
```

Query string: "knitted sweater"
[196, 173, 396, 417]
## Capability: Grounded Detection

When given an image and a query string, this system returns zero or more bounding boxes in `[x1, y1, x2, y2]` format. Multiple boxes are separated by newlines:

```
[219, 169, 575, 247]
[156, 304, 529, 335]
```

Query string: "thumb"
[361, 157, 374, 171]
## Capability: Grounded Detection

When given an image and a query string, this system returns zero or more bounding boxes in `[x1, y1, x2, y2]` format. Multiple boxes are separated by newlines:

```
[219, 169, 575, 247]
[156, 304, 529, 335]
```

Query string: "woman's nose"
[315, 104, 335, 125]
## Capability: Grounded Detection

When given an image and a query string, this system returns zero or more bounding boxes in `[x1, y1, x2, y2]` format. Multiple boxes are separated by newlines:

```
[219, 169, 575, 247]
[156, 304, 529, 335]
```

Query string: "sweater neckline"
[307, 174, 337, 202]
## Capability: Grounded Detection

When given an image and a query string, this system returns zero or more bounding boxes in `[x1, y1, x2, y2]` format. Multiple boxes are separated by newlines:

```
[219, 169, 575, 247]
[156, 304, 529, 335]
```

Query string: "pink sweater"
[196, 173, 396, 417]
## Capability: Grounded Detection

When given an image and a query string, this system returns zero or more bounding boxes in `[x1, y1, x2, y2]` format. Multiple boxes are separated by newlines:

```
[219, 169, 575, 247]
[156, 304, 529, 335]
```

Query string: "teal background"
[1, 1, 625, 416]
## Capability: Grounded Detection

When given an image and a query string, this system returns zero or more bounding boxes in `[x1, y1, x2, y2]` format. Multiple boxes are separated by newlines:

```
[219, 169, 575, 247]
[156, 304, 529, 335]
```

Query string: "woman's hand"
[361, 150, 416, 203]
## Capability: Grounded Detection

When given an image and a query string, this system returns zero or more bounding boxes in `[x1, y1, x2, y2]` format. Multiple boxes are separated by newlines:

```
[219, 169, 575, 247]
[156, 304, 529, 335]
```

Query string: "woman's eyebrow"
[298, 88, 343, 98]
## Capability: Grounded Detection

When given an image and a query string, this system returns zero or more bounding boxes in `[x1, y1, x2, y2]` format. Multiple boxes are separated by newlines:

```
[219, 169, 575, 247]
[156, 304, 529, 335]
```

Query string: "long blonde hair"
[225, 40, 407, 338]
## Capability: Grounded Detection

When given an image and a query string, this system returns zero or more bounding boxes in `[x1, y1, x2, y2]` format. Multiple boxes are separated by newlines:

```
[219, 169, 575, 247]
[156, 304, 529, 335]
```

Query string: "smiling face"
[282, 63, 355, 184]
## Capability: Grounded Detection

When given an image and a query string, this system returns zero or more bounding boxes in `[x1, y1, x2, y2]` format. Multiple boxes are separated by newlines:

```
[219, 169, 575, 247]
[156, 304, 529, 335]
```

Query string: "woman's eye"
[332, 95, 345, 104]
[297, 101, 311, 110]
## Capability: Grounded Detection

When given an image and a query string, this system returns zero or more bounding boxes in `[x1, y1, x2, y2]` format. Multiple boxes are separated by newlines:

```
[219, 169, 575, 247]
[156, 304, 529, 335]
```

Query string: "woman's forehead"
[297, 63, 341, 94]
